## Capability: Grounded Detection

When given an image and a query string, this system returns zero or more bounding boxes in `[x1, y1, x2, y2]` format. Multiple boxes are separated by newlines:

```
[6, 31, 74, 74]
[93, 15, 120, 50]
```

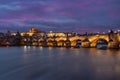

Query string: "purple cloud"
[0, 0, 120, 33]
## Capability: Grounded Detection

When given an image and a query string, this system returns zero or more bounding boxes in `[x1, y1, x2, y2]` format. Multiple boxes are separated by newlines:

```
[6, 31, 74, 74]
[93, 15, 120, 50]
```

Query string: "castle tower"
[29, 27, 35, 33]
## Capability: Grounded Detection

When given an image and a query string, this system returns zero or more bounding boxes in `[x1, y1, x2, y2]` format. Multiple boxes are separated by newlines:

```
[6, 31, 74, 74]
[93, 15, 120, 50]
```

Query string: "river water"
[0, 47, 120, 80]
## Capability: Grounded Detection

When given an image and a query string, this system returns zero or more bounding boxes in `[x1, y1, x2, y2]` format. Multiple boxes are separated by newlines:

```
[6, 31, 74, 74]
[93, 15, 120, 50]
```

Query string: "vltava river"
[0, 47, 120, 80]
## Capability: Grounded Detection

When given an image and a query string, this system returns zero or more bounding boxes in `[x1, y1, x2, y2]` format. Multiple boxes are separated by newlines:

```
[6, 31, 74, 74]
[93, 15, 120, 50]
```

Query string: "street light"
[103, 32, 105, 34]
[97, 32, 100, 34]
[114, 31, 117, 33]
[118, 30, 120, 33]
[108, 30, 111, 33]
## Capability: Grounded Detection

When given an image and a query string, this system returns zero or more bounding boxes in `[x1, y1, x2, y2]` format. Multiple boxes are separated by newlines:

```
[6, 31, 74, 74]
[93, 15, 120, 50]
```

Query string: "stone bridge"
[54, 33, 120, 48]
[23, 32, 120, 49]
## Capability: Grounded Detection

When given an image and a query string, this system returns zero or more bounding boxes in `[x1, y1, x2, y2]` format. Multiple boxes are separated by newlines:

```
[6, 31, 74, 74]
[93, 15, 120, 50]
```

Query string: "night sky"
[0, 0, 120, 33]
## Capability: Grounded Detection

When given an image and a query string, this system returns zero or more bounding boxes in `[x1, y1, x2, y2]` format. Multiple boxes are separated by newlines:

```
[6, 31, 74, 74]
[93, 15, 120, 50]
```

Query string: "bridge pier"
[52, 41, 58, 47]
[74, 40, 81, 48]
[40, 41, 47, 47]
[57, 41, 64, 47]
[81, 38, 90, 48]
[64, 40, 71, 48]
[90, 43, 96, 48]
[108, 42, 119, 49]
[47, 41, 58, 47]
[81, 42, 90, 48]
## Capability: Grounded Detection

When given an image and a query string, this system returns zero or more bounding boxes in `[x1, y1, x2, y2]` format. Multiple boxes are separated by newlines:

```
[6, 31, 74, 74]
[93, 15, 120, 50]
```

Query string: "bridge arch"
[75, 39, 82, 47]
[70, 39, 81, 47]
[64, 39, 71, 47]
[88, 34, 109, 48]
[96, 38, 108, 44]
[95, 38, 108, 48]
[46, 39, 57, 47]
[57, 40, 65, 47]
[81, 38, 90, 48]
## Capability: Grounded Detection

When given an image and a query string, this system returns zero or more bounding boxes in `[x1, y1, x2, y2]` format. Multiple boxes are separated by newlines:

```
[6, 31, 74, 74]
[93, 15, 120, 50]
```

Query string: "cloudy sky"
[0, 0, 120, 33]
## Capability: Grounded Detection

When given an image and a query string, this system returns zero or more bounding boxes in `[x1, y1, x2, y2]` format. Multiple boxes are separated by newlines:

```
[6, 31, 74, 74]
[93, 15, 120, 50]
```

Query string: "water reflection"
[0, 47, 120, 80]
[48, 47, 52, 51]
[39, 47, 43, 50]
[23, 46, 27, 52]
[96, 44, 108, 49]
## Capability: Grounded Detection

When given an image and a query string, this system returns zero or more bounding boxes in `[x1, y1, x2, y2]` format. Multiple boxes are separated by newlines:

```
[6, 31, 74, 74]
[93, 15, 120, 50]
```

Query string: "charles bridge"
[26, 31, 120, 49]
[0, 27, 120, 49]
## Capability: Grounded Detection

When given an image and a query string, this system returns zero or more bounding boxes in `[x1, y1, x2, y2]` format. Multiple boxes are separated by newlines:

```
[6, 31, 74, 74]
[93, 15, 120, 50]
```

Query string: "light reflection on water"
[96, 44, 108, 49]
[0, 47, 120, 80]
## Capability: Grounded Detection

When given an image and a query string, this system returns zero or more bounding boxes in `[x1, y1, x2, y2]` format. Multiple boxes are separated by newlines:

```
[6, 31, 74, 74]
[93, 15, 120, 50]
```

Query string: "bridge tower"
[108, 30, 119, 49]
